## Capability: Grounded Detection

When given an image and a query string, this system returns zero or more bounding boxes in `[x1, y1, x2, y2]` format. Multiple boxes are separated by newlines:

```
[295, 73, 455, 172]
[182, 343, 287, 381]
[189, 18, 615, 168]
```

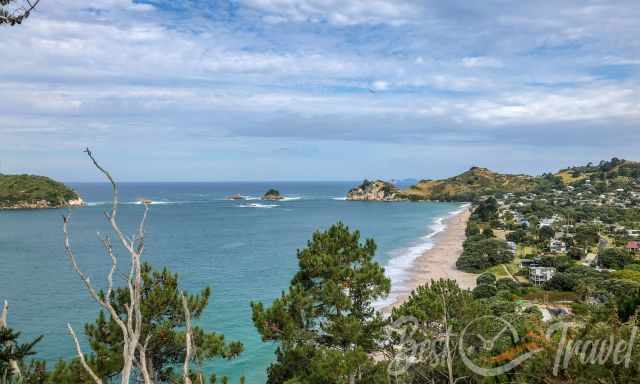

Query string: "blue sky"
[1, 0, 639, 181]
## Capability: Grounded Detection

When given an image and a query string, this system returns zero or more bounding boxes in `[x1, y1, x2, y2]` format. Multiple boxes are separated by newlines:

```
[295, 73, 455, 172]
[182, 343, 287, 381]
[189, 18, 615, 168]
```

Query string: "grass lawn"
[493, 229, 508, 240]
[486, 264, 509, 278]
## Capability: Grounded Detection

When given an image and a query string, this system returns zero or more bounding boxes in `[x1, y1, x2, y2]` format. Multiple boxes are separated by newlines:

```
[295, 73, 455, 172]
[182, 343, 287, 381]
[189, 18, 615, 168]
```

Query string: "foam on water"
[86, 200, 180, 206]
[237, 203, 279, 208]
[332, 197, 347, 201]
[86, 201, 109, 207]
[375, 204, 467, 310]
[279, 196, 301, 201]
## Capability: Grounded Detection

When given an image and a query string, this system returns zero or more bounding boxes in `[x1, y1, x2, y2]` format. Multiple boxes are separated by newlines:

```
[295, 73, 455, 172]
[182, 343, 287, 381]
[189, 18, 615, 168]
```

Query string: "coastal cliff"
[0, 174, 84, 209]
[347, 180, 401, 201]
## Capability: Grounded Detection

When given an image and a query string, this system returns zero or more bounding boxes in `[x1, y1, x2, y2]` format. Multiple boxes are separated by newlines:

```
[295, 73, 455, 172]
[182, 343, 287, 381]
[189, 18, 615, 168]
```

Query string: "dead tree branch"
[0, 0, 41, 25]
[63, 149, 152, 384]
[63, 149, 202, 384]
[0, 300, 22, 379]
[181, 292, 193, 384]
[67, 323, 103, 384]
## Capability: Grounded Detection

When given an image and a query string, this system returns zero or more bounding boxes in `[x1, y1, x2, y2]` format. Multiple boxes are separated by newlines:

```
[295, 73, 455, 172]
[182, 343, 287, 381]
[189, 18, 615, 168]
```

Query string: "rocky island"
[262, 189, 284, 201]
[0, 174, 84, 209]
[346, 180, 402, 201]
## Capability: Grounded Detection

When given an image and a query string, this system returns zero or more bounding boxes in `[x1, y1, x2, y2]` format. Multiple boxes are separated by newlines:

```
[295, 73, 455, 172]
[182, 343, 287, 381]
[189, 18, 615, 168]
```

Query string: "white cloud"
[462, 56, 502, 68]
[371, 80, 389, 91]
[2, 0, 640, 178]
[239, 0, 420, 25]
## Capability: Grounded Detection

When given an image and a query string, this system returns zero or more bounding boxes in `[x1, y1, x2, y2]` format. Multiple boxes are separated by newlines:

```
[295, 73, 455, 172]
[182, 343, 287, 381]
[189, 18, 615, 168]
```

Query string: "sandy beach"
[387, 207, 477, 310]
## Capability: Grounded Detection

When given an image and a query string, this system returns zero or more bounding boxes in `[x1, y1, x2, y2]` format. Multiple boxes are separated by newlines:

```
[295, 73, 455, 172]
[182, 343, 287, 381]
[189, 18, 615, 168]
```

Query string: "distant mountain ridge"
[0, 174, 83, 209]
[348, 158, 640, 202]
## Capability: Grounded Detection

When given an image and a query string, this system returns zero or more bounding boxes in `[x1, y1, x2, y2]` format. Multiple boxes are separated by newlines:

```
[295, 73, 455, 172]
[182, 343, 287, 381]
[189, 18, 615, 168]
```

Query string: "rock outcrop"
[2, 197, 85, 209]
[262, 189, 284, 201]
[347, 180, 401, 201]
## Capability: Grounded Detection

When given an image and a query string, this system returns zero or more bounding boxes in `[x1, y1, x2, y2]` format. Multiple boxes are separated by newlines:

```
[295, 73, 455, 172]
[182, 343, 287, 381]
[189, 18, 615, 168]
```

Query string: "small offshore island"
[0, 174, 84, 209]
[262, 188, 284, 201]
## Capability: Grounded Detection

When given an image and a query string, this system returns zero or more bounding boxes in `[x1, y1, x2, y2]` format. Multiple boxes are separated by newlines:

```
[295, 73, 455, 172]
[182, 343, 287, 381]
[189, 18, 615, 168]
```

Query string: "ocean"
[0, 182, 463, 382]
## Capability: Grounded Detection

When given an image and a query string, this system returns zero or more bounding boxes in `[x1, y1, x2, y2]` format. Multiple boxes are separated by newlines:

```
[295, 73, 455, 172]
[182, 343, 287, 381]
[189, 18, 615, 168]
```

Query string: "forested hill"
[0, 174, 83, 209]
[353, 158, 640, 202]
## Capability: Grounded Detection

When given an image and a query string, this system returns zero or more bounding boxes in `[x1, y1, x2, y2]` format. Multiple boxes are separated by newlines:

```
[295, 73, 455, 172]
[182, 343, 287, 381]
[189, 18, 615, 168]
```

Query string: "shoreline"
[384, 206, 477, 311]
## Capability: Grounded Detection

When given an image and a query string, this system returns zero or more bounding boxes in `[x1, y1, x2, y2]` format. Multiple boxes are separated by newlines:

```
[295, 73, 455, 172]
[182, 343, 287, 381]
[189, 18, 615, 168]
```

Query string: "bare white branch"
[0, 300, 7, 328]
[62, 149, 201, 384]
[67, 323, 103, 384]
[181, 292, 193, 384]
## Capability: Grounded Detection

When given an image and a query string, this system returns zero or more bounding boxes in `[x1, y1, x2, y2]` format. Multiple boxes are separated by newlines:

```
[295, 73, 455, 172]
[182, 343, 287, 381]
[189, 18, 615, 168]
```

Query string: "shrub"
[482, 227, 495, 238]
[567, 247, 585, 260]
[466, 222, 480, 236]
[506, 229, 528, 243]
[473, 284, 497, 299]
[544, 272, 576, 291]
[496, 278, 520, 292]
[476, 272, 497, 286]
[456, 238, 514, 272]
[598, 248, 633, 269]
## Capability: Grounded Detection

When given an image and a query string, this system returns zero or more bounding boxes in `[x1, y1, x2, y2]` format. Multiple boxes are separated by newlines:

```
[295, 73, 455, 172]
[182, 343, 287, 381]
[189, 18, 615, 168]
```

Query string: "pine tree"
[50, 263, 243, 383]
[252, 222, 390, 384]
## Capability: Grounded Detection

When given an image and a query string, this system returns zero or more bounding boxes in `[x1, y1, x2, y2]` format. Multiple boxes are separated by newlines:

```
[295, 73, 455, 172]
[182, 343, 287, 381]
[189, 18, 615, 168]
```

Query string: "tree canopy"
[251, 222, 390, 384]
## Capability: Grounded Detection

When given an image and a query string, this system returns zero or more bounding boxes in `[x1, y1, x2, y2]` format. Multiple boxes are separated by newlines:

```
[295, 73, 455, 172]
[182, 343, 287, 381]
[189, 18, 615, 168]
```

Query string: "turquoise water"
[0, 182, 462, 382]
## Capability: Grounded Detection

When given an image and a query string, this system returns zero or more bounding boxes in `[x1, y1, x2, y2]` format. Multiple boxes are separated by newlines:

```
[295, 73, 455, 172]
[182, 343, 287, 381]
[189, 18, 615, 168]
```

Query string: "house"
[529, 267, 556, 285]
[626, 241, 640, 253]
[506, 241, 517, 255]
[539, 214, 563, 228]
[627, 229, 640, 238]
[520, 259, 539, 269]
[549, 239, 567, 253]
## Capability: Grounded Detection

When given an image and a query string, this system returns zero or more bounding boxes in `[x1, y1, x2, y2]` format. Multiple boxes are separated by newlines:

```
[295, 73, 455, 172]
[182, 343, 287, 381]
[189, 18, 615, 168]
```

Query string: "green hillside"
[0, 174, 80, 208]
[395, 158, 640, 202]
[555, 158, 640, 187]
[401, 167, 535, 201]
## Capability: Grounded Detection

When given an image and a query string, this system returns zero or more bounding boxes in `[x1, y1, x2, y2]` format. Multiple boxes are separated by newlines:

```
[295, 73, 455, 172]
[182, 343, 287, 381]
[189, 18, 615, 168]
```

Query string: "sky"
[1, 0, 639, 181]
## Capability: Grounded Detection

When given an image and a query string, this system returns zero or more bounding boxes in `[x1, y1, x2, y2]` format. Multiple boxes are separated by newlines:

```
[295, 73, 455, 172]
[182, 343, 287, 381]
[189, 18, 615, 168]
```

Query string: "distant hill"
[555, 158, 640, 187]
[0, 174, 83, 209]
[401, 167, 535, 202]
[347, 158, 640, 202]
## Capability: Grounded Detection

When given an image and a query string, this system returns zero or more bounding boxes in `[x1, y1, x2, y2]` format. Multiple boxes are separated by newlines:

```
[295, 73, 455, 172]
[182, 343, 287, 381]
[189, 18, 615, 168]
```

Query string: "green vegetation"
[557, 158, 640, 186]
[251, 223, 390, 384]
[50, 263, 242, 383]
[456, 236, 513, 272]
[373, 157, 640, 202]
[0, 174, 79, 208]
[402, 167, 535, 202]
[262, 189, 282, 200]
[0, 326, 43, 382]
[598, 248, 634, 269]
